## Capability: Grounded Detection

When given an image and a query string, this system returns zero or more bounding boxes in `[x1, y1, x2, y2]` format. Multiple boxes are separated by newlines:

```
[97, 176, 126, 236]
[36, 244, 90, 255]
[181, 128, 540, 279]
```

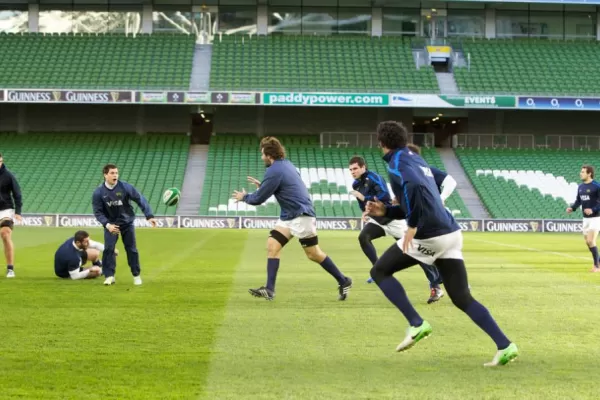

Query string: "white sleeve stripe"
[88, 240, 105, 252]
[440, 175, 457, 202]
[69, 268, 90, 280]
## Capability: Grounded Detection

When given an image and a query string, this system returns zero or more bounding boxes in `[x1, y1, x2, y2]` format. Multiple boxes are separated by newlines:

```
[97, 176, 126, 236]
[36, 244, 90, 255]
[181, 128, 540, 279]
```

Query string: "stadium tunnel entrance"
[413, 108, 466, 148]
[190, 107, 213, 144]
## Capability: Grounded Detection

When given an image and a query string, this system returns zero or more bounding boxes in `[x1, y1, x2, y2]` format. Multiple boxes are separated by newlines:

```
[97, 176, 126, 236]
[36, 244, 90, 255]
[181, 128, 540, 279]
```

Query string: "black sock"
[7, 264, 13, 270]
[93, 260, 103, 267]
[319, 256, 346, 284]
[266, 258, 280, 291]
[590, 246, 599, 267]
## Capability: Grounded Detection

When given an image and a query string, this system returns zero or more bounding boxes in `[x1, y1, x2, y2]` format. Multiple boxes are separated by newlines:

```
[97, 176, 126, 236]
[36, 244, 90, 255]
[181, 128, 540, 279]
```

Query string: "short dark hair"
[74, 230, 89, 243]
[103, 164, 118, 175]
[582, 165, 595, 179]
[349, 156, 366, 168]
[260, 137, 286, 160]
[406, 143, 421, 155]
[377, 121, 408, 150]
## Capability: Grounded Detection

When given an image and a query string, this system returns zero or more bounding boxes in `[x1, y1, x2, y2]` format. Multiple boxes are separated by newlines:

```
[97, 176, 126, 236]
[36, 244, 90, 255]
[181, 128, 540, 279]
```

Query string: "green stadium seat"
[0, 33, 195, 90]
[0, 132, 188, 216]
[456, 148, 589, 219]
[210, 35, 438, 93]
[202, 135, 470, 218]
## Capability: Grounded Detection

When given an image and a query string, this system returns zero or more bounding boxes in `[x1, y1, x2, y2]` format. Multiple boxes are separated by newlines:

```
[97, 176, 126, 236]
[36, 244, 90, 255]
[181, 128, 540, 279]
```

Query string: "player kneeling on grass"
[232, 136, 352, 301]
[54, 230, 117, 280]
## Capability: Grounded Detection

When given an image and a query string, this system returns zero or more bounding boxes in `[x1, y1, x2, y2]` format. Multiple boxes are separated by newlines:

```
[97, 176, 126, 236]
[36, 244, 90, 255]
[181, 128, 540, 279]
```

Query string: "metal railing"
[456, 134, 600, 150]
[320, 132, 435, 148]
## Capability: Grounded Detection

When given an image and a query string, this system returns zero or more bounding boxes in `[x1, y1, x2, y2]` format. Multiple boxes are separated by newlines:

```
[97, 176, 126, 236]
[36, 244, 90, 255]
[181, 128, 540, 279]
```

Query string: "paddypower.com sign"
[262, 92, 389, 106]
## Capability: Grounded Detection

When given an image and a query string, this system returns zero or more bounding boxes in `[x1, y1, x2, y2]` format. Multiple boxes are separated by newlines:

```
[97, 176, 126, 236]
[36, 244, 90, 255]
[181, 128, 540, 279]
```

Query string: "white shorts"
[367, 218, 407, 239]
[275, 216, 317, 239]
[397, 230, 463, 265]
[0, 209, 15, 223]
[582, 217, 600, 235]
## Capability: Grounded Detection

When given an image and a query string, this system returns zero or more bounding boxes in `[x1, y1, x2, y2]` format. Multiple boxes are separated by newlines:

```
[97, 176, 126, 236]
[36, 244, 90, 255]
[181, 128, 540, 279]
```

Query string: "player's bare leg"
[249, 226, 292, 300]
[584, 230, 600, 272]
[0, 225, 15, 278]
[302, 241, 352, 301]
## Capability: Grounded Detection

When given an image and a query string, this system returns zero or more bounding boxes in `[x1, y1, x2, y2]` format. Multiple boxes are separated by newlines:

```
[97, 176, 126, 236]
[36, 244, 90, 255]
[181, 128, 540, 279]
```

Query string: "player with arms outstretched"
[233, 136, 352, 301]
[92, 164, 157, 286]
[0, 153, 22, 278]
[365, 121, 518, 367]
[348, 156, 444, 304]
[566, 165, 600, 272]
[54, 230, 118, 280]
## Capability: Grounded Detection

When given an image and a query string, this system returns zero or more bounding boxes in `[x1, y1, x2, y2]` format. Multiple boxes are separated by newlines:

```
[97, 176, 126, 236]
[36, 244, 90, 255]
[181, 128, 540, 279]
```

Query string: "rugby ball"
[163, 188, 181, 206]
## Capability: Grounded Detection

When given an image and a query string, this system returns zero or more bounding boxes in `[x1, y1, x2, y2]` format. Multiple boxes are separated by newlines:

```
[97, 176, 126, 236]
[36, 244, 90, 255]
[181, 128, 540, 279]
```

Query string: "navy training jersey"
[383, 147, 460, 239]
[243, 159, 316, 221]
[352, 170, 393, 225]
[92, 181, 154, 228]
[571, 181, 600, 218]
[54, 238, 85, 278]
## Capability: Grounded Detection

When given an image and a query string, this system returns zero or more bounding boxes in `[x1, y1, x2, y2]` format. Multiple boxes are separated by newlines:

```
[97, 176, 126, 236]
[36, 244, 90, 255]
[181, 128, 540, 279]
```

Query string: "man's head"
[103, 164, 119, 185]
[260, 136, 286, 167]
[376, 121, 408, 154]
[348, 156, 367, 179]
[406, 143, 421, 155]
[73, 230, 90, 250]
[581, 165, 595, 182]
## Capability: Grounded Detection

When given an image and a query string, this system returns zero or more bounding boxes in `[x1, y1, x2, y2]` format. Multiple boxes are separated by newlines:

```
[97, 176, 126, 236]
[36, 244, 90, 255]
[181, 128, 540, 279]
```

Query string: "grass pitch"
[1, 228, 598, 399]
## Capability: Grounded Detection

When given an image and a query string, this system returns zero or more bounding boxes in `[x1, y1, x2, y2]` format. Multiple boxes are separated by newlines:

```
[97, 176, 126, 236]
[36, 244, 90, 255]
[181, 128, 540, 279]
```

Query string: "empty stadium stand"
[456, 148, 587, 219]
[0, 33, 195, 90]
[210, 36, 439, 92]
[201, 135, 469, 218]
[454, 39, 600, 95]
[0, 132, 188, 215]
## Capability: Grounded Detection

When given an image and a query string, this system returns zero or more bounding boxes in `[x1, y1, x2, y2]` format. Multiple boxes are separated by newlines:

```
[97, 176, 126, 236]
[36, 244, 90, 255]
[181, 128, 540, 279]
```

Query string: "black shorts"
[0, 218, 14, 230]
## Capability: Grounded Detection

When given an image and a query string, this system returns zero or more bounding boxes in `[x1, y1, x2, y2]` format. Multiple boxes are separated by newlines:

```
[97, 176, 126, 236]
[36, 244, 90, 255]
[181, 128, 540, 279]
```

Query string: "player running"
[0, 153, 22, 278]
[232, 136, 352, 301]
[365, 121, 518, 367]
[92, 164, 157, 286]
[566, 165, 600, 272]
[348, 156, 444, 304]
[54, 230, 118, 280]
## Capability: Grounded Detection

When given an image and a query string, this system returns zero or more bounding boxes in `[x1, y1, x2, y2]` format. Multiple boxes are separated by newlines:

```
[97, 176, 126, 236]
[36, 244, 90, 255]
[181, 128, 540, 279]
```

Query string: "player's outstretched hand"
[114, 249, 119, 256]
[232, 188, 247, 202]
[366, 197, 386, 217]
[148, 218, 157, 228]
[566, 207, 573, 214]
[350, 190, 365, 202]
[584, 208, 593, 216]
[14, 214, 22, 223]
[247, 176, 261, 188]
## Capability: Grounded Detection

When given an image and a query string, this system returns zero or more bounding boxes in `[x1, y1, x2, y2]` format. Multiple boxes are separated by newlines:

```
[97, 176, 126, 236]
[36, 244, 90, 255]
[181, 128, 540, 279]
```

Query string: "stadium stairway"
[189, 44, 212, 91]
[455, 148, 592, 219]
[438, 148, 489, 218]
[177, 144, 209, 215]
[199, 135, 470, 218]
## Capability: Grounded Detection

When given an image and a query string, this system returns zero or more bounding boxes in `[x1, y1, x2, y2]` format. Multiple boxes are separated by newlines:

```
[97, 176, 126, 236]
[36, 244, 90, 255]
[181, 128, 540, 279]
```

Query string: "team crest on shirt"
[116, 192, 122, 197]
[587, 189, 591, 193]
